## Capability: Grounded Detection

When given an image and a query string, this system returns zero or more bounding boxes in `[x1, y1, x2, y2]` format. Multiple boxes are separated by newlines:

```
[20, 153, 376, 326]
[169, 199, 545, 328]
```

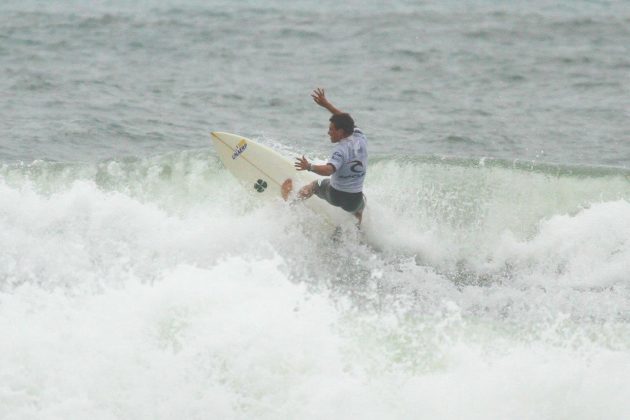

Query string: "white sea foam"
[1, 156, 630, 418]
[2, 261, 629, 419]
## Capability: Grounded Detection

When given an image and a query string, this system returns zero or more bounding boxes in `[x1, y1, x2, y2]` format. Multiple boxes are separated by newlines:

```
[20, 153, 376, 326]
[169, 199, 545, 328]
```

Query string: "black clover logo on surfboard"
[254, 179, 268, 193]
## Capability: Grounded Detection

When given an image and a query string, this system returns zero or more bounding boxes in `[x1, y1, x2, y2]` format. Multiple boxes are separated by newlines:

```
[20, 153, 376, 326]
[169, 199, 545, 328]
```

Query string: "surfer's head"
[328, 113, 355, 142]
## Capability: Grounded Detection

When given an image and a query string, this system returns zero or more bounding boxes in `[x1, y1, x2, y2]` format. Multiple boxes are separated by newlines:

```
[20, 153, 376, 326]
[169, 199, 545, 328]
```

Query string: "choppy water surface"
[1, 1, 630, 419]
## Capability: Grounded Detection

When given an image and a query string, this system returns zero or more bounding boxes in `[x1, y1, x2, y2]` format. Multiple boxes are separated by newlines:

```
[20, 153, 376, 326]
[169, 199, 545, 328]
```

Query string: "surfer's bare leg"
[281, 179, 293, 201]
[298, 181, 317, 199]
[354, 210, 363, 226]
[354, 194, 366, 226]
[283, 179, 317, 202]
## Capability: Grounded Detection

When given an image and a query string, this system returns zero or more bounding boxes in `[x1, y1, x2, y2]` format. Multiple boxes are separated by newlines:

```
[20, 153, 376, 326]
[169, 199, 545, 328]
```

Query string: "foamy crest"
[491, 200, 630, 288]
[2, 156, 630, 418]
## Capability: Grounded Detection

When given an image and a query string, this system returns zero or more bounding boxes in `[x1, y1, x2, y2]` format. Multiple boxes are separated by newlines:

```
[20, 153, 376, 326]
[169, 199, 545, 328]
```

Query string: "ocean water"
[1, 1, 630, 419]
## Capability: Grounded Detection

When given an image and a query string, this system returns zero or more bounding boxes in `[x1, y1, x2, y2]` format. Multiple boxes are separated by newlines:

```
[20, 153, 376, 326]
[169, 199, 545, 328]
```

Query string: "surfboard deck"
[210, 131, 353, 224]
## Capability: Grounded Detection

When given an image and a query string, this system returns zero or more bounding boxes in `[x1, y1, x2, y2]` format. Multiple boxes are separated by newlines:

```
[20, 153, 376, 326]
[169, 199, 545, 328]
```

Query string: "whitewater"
[1, 152, 630, 419]
[2, 0, 630, 418]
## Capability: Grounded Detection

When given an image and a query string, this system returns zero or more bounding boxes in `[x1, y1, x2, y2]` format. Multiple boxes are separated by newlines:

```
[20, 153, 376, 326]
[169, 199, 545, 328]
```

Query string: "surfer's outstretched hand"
[311, 88, 329, 108]
[294, 155, 310, 171]
[311, 87, 342, 115]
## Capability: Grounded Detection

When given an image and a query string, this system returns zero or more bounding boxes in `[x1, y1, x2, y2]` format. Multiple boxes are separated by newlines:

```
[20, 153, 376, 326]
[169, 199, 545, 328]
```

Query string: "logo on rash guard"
[350, 160, 364, 173]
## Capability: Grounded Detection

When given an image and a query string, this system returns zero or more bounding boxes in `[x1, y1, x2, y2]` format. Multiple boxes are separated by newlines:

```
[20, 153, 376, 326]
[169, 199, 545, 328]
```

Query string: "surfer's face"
[328, 122, 345, 143]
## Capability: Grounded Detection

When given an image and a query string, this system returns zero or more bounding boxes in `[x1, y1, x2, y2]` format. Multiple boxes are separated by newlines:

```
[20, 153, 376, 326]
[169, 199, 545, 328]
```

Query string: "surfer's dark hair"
[330, 113, 355, 136]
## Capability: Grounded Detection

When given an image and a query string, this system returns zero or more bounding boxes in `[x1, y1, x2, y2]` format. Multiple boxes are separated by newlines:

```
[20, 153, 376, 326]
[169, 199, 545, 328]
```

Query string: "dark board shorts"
[313, 179, 365, 213]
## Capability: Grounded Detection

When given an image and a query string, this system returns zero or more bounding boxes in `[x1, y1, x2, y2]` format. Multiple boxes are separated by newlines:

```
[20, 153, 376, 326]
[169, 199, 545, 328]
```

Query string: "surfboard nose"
[211, 131, 228, 139]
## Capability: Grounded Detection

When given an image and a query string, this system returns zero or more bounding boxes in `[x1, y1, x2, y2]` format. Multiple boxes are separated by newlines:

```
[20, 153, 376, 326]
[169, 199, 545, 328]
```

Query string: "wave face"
[2, 152, 630, 419]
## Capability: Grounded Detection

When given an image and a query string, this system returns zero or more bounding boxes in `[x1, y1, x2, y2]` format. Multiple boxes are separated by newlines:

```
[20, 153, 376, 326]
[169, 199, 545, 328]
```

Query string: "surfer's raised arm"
[311, 88, 343, 115]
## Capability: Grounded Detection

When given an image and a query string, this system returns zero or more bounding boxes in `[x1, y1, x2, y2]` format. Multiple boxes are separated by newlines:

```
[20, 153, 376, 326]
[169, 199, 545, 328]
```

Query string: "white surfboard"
[210, 131, 353, 224]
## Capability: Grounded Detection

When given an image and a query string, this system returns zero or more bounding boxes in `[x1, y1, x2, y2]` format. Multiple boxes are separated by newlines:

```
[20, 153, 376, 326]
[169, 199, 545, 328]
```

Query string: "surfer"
[282, 88, 367, 224]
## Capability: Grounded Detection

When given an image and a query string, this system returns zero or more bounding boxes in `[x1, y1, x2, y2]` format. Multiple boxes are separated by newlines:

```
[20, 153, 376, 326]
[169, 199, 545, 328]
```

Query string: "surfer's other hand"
[294, 155, 309, 171]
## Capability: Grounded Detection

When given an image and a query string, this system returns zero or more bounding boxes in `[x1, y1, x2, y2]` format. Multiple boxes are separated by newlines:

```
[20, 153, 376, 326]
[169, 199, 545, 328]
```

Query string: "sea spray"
[1, 153, 629, 418]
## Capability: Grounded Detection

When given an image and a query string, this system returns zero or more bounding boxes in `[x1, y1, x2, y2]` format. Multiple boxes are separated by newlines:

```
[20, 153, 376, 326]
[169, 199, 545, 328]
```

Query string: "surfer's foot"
[281, 179, 293, 201]
[298, 181, 316, 199]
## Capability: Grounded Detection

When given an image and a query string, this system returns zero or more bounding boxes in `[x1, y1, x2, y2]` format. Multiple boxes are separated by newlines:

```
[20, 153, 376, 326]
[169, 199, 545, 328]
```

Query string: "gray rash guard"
[327, 128, 368, 193]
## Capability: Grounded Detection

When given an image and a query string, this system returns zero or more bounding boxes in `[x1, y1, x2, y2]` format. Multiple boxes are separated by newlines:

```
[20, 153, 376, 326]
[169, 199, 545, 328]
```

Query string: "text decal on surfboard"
[232, 140, 248, 159]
